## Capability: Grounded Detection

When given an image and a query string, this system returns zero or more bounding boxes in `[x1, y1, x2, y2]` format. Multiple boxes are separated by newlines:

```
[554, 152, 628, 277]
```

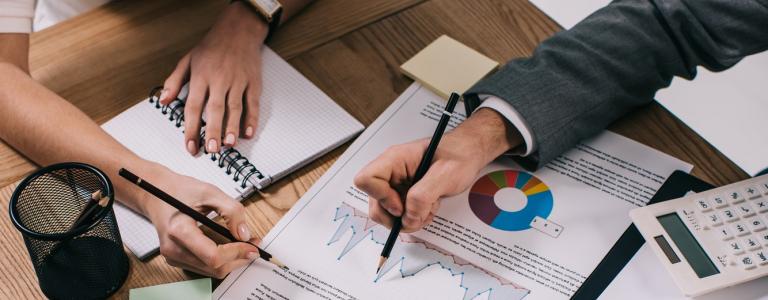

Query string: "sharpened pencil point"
[270, 258, 288, 270]
[376, 256, 387, 274]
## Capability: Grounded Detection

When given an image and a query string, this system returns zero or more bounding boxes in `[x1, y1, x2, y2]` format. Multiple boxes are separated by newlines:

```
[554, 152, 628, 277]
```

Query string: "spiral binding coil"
[147, 87, 265, 188]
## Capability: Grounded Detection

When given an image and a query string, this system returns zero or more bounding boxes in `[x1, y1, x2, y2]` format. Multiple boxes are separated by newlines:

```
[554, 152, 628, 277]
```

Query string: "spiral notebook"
[102, 47, 364, 259]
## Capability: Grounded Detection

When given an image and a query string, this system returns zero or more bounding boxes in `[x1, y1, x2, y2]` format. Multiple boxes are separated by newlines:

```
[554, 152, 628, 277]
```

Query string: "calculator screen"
[657, 213, 720, 278]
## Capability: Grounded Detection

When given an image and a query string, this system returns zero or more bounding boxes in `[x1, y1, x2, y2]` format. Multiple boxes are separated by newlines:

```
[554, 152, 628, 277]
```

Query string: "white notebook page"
[102, 47, 363, 259]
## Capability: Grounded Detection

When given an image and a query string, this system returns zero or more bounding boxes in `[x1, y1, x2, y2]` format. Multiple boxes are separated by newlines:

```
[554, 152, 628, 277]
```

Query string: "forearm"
[0, 65, 164, 215]
[0, 33, 29, 73]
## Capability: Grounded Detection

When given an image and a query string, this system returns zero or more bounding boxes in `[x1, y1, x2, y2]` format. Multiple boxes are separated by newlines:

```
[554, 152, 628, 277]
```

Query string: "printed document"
[214, 83, 692, 299]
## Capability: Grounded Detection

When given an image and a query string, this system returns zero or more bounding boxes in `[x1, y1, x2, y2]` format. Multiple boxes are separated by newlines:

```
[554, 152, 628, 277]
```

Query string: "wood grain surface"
[0, 0, 751, 299]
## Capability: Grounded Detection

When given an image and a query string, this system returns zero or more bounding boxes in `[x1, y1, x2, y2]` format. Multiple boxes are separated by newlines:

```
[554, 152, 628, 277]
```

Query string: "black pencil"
[118, 168, 287, 270]
[377, 92, 460, 273]
[70, 190, 105, 230]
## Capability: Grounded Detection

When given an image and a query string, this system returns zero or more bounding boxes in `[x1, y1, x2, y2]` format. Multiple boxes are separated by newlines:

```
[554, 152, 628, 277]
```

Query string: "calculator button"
[695, 198, 713, 212]
[745, 216, 767, 232]
[737, 203, 756, 218]
[729, 241, 746, 255]
[752, 199, 768, 213]
[717, 227, 734, 241]
[756, 251, 768, 265]
[739, 254, 757, 270]
[711, 195, 728, 208]
[730, 222, 750, 236]
[721, 208, 739, 222]
[742, 236, 761, 251]
[728, 191, 746, 204]
[759, 182, 768, 195]
[744, 186, 762, 199]
[705, 212, 724, 227]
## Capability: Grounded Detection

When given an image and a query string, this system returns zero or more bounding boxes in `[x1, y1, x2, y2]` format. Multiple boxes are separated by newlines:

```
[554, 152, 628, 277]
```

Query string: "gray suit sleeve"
[466, 0, 768, 170]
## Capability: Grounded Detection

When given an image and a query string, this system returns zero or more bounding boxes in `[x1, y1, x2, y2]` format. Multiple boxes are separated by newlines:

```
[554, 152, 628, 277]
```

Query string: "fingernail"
[159, 88, 169, 101]
[247, 251, 259, 260]
[186, 140, 197, 155]
[238, 223, 252, 241]
[245, 126, 254, 138]
[224, 133, 236, 145]
[207, 139, 218, 152]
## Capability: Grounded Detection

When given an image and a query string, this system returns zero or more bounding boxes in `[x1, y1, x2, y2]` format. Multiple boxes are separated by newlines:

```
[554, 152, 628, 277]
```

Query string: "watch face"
[254, 0, 281, 16]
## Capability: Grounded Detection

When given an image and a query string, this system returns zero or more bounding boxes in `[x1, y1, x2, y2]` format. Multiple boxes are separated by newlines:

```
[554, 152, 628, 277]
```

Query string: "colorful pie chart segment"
[468, 170, 554, 231]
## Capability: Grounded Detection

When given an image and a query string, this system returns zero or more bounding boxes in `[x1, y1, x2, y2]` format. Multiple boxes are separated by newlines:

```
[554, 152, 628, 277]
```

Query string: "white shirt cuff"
[475, 95, 537, 157]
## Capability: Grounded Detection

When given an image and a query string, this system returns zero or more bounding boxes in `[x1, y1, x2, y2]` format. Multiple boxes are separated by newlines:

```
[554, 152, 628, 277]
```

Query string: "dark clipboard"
[571, 170, 715, 300]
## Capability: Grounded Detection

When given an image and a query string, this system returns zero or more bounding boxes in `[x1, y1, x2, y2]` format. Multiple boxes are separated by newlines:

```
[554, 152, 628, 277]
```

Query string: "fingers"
[242, 82, 261, 138]
[368, 196, 395, 229]
[167, 220, 258, 273]
[401, 166, 449, 232]
[164, 239, 258, 278]
[204, 84, 227, 153]
[183, 80, 207, 155]
[200, 189, 252, 242]
[161, 54, 191, 105]
[224, 83, 246, 146]
[354, 155, 405, 217]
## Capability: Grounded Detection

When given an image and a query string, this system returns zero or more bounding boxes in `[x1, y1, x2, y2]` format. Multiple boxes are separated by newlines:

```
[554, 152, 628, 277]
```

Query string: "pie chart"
[468, 170, 554, 231]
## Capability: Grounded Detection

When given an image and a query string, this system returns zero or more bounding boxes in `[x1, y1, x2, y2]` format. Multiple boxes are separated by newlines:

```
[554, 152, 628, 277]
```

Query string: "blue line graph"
[327, 203, 529, 300]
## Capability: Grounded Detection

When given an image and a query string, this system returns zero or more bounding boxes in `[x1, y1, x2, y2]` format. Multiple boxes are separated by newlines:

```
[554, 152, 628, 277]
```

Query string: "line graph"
[328, 203, 529, 300]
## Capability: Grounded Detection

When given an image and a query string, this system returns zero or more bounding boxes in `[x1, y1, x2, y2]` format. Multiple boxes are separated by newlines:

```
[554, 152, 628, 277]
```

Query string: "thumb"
[160, 54, 191, 105]
[401, 165, 453, 232]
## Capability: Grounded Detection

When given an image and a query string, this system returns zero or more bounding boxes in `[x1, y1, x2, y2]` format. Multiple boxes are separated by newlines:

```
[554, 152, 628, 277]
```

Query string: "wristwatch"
[234, 0, 283, 42]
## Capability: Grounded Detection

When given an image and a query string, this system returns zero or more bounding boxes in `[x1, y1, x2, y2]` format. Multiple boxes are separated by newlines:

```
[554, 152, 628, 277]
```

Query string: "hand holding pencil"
[118, 166, 276, 278]
[354, 94, 524, 271]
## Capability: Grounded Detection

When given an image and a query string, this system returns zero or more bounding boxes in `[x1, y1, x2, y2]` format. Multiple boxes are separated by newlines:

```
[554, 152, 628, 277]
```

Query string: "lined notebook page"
[101, 47, 363, 259]
[235, 48, 364, 181]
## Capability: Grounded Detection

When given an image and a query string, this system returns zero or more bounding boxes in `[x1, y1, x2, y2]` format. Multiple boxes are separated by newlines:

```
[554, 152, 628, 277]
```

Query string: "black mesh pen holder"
[9, 162, 129, 299]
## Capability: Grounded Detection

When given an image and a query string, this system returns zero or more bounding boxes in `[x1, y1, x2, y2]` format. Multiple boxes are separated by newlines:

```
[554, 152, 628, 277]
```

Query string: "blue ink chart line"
[328, 203, 529, 300]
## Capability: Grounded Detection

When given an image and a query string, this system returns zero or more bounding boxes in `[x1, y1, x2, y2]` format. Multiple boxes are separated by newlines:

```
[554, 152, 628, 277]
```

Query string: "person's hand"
[139, 165, 259, 278]
[159, 2, 268, 155]
[354, 108, 523, 232]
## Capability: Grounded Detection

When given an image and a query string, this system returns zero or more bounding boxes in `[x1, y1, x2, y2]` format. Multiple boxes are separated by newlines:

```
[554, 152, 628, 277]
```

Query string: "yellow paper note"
[400, 35, 499, 99]
[130, 278, 211, 300]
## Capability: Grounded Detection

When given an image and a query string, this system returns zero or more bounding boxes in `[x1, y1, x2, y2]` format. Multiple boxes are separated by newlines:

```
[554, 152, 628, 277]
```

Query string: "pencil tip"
[270, 258, 288, 270]
[376, 256, 387, 274]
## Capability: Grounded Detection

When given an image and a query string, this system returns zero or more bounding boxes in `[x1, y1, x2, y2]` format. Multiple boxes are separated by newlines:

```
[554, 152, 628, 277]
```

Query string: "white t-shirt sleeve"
[475, 95, 537, 156]
[0, 0, 35, 33]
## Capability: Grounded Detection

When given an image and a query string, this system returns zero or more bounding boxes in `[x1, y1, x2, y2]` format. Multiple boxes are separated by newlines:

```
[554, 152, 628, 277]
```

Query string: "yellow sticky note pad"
[401, 35, 499, 99]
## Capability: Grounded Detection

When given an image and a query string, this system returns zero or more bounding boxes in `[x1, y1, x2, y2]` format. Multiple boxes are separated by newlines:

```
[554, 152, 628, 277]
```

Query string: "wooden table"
[0, 0, 750, 298]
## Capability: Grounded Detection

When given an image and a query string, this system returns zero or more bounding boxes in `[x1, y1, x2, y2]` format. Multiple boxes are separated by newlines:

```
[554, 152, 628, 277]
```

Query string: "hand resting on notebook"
[355, 108, 523, 232]
[159, 2, 268, 156]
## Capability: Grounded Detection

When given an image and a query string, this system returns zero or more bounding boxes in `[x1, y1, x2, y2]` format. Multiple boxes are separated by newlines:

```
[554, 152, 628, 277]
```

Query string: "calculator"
[630, 174, 768, 296]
